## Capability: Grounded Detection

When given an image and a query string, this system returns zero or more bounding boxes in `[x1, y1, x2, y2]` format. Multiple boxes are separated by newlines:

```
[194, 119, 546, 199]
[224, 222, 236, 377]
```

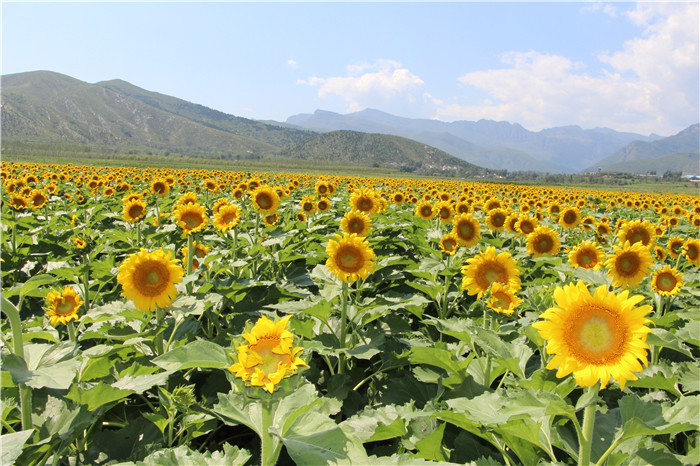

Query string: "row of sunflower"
[1, 160, 699, 465]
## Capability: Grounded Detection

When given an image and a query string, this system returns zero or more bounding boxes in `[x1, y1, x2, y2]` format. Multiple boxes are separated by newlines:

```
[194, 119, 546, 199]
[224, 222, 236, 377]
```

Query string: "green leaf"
[646, 328, 693, 358]
[618, 394, 698, 441]
[65, 382, 133, 411]
[0, 430, 34, 465]
[341, 404, 408, 442]
[624, 364, 682, 397]
[270, 424, 369, 465]
[2, 343, 80, 390]
[151, 339, 229, 371]
[414, 422, 449, 462]
[111, 371, 173, 394]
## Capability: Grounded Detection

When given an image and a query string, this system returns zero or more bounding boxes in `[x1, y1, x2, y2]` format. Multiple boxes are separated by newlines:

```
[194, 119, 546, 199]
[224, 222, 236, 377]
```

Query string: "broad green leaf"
[66, 382, 133, 411]
[646, 328, 693, 358]
[152, 339, 229, 371]
[111, 371, 173, 394]
[618, 394, 698, 441]
[341, 404, 408, 442]
[270, 424, 369, 465]
[0, 430, 34, 465]
[414, 422, 449, 462]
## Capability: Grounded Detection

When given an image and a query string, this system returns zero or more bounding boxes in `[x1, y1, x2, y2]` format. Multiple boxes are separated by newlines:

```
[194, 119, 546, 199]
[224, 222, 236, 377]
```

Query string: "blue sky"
[2, 1, 698, 136]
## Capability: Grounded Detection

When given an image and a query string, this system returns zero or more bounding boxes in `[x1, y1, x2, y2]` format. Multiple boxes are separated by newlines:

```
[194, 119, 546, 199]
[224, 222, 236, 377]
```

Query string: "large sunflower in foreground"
[568, 241, 604, 270]
[461, 246, 521, 298]
[228, 315, 307, 393]
[526, 225, 561, 257]
[532, 280, 653, 389]
[45, 286, 83, 327]
[117, 249, 184, 312]
[452, 213, 481, 247]
[650, 266, 684, 297]
[605, 241, 653, 289]
[341, 210, 372, 237]
[325, 233, 376, 283]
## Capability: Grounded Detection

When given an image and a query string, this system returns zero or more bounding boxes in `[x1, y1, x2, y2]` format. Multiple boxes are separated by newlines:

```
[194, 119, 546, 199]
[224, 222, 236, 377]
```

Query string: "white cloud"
[298, 59, 424, 112]
[287, 59, 298, 69]
[439, 2, 699, 135]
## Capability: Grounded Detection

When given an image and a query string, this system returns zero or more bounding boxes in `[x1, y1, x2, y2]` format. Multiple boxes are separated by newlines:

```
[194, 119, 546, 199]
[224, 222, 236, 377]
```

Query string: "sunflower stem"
[338, 281, 349, 375]
[260, 398, 278, 466]
[578, 384, 599, 466]
[186, 234, 195, 294]
[155, 306, 165, 355]
[1, 296, 32, 430]
[81, 252, 90, 314]
[66, 320, 77, 343]
[136, 222, 142, 248]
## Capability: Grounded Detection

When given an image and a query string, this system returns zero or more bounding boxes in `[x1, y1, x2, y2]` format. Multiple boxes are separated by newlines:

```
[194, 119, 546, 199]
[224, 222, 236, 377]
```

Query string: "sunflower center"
[491, 213, 505, 227]
[656, 273, 677, 291]
[421, 206, 432, 217]
[520, 222, 534, 234]
[688, 245, 699, 260]
[56, 300, 76, 315]
[563, 211, 577, 224]
[443, 238, 457, 251]
[182, 212, 203, 229]
[567, 305, 626, 364]
[616, 252, 640, 276]
[257, 194, 272, 209]
[627, 228, 650, 245]
[130, 206, 143, 217]
[491, 292, 511, 309]
[134, 262, 170, 296]
[349, 220, 362, 233]
[336, 245, 363, 273]
[359, 198, 372, 211]
[578, 251, 595, 267]
[480, 262, 506, 287]
[459, 223, 473, 239]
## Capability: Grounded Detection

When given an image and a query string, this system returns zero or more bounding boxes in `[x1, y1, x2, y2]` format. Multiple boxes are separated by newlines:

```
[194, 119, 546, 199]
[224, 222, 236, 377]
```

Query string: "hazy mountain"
[278, 130, 490, 178]
[1, 70, 305, 157]
[586, 124, 699, 175]
[286, 108, 662, 173]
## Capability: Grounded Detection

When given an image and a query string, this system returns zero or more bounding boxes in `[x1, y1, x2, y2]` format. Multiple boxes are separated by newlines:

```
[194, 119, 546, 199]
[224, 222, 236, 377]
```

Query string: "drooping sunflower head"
[616, 219, 656, 248]
[461, 246, 521, 298]
[653, 246, 667, 262]
[251, 185, 280, 215]
[227, 314, 307, 393]
[9, 195, 29, 210]
[263, 212, 279, 226]
[532, 280, 653, 389]
[325, 233, 377, 283]
[45, 286, 83, 327]
[213, 204, 240, 233]
[415, 200, 436, 220]
[568, 241, 604, 270]
[526, 225, 561, 258]
[122, 198, 147, 223]
[440, 232, 459, 256]
[605, 241, 653, 289]
[173, 202, 209, 235]
[212, 198, 230, 214]
[485, 283, 522, 315]
[451, 213, 481, 247]
[341, 210, 372, 237]
[558, 206, 582, 229]
[73, 237, 87, 250]
[683, 238, 700, 266]
[117, 248, 184, 312]
[650, 266, 684, 297]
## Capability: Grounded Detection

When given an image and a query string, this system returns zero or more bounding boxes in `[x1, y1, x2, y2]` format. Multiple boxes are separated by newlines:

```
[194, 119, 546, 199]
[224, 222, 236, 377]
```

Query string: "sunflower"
[650, 266, 684, 297]
[515, 215, 538, 236]
[461, 246, 521, 298]
[263, 213, 279, 226]
[117, 248, 184, 312]
[605, 241, 653, 289]
[341, 210, 372, 237]
[526, 226, 561, 257]
[317, 197, 331, 212]
[653, 246, 667, 262]
[181, 242, 211, 269]
[486, 283, 522, 315]
[9, 195, 28, 210]
[45, 286, 83, 327]
[451, 213, 481, 247]
[617, 219, 656, 248]
[415, 200, 436, 220]
[682, 238, 700, 266]
[435, 200, 454, 224]
[250, 185, 280, 215]
[296, 211, 307, 222]
[173, 202, 209, 235]
[213, 204, 240, 233]
[666, 236, 685, 259]
[122, 198, 147, 223]
[212, 198, 230, 214]
[532, 280, 653, 389]
[568, 241, 604, 270]
[325, 233, 376, 283]
[505, 213, 520, 234]
[350, 188, 379, 215]
[228, 315, 307, 393]
[73, 237, 87, 249]
[485, 208, 509, 232]
[151, 178, 170, 197]
[300, 195, 318, 215]
[580, 215, 597, 231]
[440, 233, 459, 255]
[29, 189, 48, 210]
[557, 206, 581, 229]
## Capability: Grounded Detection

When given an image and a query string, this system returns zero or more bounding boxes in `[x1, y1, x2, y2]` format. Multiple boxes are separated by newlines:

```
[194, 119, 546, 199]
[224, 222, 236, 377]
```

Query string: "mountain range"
[2, 70, 698, 176]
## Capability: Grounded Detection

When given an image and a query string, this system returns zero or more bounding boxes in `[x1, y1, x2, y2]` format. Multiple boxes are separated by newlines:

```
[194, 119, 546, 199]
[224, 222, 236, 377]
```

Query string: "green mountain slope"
[97, 79, 313, 147]
[587, 124, 699, 171]
[1, 71, 286, 157]
[278, 130, 491, 178]
[598, 152, 700, 176]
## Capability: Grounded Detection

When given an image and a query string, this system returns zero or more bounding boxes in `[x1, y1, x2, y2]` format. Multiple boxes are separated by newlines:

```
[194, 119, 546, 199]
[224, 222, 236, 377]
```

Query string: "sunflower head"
[251, 185, 280, 215]
[45, 286, 83, 327]
[558, 206, 582, 229]
[117, 248, 184, 312]
[526, 225, 561, 258]
[666, 236, 685, 259]
[650, 266, 684, 297]
[228, 315, 307, 393]
[485, 283, 522, 315]
[605, 241, 653, 289]
[532, 281, 653, 389]
[515, 215, 538, 236]
[29, 189, 48, 210]
[461, 246, 521, 298]
[122, 198, 147, 223]
[568, 241, 604, 270]
[350, 188, 380, 215]
[325, 233, 377, 283]
[213, 204, 240, 233]
[451, 213, 481, 247]
[341, 210, 372, 237]
[415, 200, 436, 220]
[435, 200, 454, 224]
[151, 179, 170, 197]
[683, 238, 700, 266]
[173, 202, 209, 235]
[485, 208, 509, 232]
[440, 233, 459, 255]
[616, 220, 656, 248]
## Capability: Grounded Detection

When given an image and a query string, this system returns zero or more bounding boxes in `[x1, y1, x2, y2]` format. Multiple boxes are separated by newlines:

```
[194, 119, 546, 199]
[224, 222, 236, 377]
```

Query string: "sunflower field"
[1, 161, 699, 466]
